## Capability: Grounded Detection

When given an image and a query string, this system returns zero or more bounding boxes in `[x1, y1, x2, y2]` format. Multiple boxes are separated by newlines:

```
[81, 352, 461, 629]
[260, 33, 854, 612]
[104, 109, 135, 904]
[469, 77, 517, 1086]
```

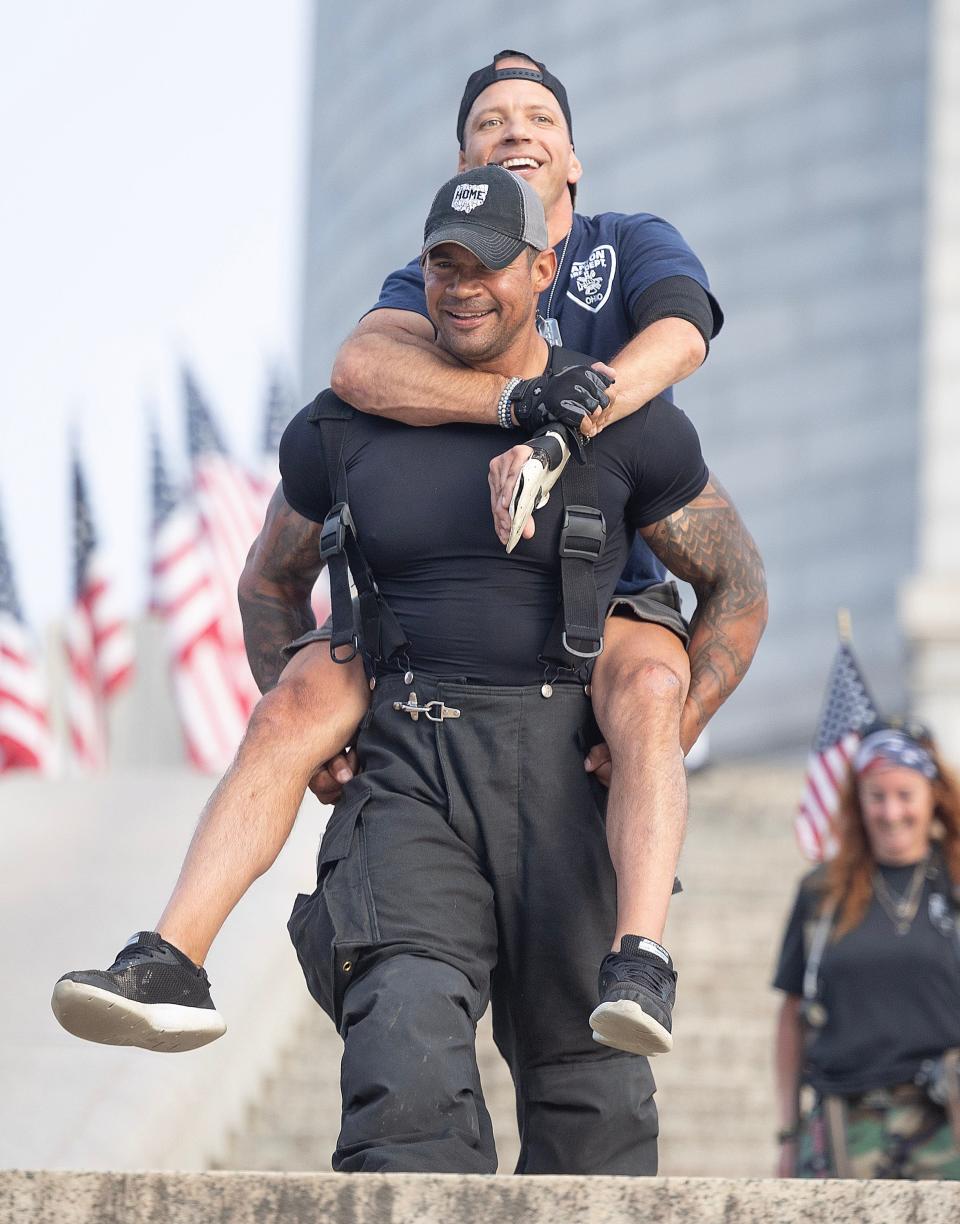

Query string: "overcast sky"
[0, 2, 310, 629]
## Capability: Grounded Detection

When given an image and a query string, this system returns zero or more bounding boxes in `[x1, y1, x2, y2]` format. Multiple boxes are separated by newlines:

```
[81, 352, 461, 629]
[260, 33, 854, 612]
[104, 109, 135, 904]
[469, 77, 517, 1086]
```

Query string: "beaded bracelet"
[497, 377, 522, 429]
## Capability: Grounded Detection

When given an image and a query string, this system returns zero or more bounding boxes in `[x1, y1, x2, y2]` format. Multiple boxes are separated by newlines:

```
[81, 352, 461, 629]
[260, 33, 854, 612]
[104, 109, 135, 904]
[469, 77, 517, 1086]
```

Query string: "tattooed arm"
[640, 473, 768, 752]
[238, 484, 324, 693]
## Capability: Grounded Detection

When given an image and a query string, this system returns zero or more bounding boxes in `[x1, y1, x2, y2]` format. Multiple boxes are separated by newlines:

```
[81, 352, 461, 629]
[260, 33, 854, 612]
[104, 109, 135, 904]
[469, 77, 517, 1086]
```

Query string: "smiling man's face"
[422, 242, 554, 368]
[458, 65, 581, 222]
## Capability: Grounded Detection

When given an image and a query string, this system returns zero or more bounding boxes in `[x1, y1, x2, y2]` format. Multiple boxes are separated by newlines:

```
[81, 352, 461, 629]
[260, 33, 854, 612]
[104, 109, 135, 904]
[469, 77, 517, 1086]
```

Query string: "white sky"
[0, 2, 310, 629]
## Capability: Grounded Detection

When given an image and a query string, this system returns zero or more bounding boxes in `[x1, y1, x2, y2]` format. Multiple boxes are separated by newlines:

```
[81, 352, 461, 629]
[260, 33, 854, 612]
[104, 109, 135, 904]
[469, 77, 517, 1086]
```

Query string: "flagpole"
[837, 607, 853, 644]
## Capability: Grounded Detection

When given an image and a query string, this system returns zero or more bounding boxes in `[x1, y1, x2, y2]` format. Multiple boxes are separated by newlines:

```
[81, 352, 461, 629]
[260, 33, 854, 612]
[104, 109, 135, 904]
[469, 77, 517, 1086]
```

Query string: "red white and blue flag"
[0, 502, 53, 773]
[796, 638, 877, 861]
[150, 429, 250, 771]
[184, 368, 269, 721]
[64, 452, 135, 769]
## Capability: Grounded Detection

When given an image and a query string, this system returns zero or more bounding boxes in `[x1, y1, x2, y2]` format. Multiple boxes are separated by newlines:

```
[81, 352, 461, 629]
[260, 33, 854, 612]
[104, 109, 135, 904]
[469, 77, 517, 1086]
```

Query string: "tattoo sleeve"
[640, 473, 768, 750]
[238, 485, 325, 693]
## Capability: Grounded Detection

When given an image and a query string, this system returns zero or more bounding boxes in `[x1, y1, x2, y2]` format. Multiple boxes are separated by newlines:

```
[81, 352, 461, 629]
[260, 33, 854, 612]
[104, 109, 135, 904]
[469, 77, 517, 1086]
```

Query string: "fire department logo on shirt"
[451, 184, 489, 213]
[566, 244, 617, 313]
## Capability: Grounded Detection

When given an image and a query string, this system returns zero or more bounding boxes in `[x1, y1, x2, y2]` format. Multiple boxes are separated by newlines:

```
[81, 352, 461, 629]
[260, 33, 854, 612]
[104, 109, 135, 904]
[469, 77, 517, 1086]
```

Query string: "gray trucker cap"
[421, 165, 548, 270]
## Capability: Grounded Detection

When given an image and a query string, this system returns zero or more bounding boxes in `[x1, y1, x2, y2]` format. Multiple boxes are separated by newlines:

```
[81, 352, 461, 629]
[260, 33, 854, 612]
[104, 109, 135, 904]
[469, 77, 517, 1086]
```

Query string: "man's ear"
[531, 248, 557, 294]
[567, 150, 583, 188]
[457, 148, 467, 172]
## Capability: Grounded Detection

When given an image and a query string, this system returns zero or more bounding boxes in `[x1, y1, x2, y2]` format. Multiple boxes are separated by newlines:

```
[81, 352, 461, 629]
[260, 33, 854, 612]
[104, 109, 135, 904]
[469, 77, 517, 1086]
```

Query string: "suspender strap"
[308, 393, 410, 672]
[541, 431, 606, 669]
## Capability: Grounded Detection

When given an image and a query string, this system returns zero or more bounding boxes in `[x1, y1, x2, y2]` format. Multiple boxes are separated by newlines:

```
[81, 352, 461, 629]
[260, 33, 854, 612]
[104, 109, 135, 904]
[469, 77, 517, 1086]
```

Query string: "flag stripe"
[795, 642, 877, 862]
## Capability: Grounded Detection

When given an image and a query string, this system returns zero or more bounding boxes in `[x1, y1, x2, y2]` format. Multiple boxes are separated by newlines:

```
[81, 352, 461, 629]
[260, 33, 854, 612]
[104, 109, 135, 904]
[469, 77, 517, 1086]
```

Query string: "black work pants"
[288, 672, 658, 1175]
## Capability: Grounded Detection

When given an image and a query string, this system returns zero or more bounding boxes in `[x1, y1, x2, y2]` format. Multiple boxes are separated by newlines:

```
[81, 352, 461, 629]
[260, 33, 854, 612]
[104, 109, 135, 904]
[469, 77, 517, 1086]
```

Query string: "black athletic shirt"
[773, 864, 960, 1097]
[279, 348, 708, 685]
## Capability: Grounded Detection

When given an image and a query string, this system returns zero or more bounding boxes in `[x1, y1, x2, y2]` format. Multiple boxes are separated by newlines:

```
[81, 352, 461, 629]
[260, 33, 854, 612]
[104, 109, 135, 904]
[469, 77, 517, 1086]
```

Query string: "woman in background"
[773, 718, 960, 1178]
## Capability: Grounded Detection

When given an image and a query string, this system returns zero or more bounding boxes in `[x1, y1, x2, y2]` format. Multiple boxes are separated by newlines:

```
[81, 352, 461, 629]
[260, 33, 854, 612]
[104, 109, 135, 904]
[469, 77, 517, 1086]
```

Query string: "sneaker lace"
[622, 959, 672, 996]
[109, 943, 162, 971]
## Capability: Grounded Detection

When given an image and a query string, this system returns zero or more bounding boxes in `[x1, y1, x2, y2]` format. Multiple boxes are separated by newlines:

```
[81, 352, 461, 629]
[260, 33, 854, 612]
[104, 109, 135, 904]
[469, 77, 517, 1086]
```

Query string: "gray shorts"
[607, 579, 690, 647]
[283, 579, 689, 662]
[281, 619, 337, 662]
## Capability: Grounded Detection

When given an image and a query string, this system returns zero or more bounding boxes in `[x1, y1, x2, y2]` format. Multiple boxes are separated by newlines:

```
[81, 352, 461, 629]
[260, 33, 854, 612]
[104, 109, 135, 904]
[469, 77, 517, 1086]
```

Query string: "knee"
[595, 656, 685, 744]
[341, 956, 482, 1115]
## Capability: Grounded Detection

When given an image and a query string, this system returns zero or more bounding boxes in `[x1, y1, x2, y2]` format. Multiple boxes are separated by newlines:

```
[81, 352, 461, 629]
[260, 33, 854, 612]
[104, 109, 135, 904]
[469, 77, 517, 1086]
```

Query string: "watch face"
[803, 1001, 828, 1029]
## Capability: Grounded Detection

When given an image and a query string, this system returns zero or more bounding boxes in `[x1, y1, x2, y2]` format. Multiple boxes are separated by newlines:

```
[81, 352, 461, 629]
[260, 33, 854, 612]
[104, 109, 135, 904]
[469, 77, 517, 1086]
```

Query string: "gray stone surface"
[3, 1170, 960, 1224]
[300, 1, 931, 754]
[0, 770, 325, 1171]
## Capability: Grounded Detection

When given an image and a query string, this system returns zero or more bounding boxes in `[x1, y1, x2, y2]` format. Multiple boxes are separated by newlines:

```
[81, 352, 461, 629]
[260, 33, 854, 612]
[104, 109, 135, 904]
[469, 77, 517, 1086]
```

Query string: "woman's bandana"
[853, 729, 938, 780]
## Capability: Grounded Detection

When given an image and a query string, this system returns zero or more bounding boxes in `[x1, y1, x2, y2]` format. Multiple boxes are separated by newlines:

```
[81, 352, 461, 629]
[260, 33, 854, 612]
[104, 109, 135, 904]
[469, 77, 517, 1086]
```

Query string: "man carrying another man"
[54, 52, 740, 1081]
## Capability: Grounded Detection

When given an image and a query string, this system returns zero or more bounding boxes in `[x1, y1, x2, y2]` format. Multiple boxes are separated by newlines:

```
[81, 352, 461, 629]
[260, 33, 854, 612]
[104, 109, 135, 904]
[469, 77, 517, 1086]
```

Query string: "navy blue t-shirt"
[371, 211, 722, 593]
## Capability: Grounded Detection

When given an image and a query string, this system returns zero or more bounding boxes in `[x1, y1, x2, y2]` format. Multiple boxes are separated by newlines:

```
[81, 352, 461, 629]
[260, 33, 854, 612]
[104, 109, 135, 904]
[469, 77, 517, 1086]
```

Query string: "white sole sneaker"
[588, 999, 673, 1056]
[51, 979, 226, 1053]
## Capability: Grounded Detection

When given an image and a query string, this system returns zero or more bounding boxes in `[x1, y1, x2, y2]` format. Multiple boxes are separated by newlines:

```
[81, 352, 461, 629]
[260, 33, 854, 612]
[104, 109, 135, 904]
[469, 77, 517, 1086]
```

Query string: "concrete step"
[5, 1170, 959, 1224]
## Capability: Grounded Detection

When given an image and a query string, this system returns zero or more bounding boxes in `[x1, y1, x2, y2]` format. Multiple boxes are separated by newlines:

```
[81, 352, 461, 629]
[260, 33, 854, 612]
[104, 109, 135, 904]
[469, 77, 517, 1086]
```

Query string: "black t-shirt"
[279, 348, 708, 685]
[773, 863, 960, 1096]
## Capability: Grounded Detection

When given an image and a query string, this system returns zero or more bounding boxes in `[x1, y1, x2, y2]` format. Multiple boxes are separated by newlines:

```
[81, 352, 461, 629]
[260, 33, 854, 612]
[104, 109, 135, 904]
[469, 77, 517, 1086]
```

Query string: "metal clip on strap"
[392, 692, 462, 722]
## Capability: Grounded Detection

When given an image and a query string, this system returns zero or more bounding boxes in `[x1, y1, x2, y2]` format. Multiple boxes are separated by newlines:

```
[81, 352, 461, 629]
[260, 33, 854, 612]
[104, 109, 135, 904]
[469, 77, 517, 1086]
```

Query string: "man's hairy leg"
[588, 616, 690, 947]
[156, 644, 368, 965]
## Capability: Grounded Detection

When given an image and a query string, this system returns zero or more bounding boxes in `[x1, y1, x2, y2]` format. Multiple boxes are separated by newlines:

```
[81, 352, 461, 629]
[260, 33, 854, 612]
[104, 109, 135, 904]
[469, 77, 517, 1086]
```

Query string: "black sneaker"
[588, 936, 676, 1056]
[51, 931, 226, 1053]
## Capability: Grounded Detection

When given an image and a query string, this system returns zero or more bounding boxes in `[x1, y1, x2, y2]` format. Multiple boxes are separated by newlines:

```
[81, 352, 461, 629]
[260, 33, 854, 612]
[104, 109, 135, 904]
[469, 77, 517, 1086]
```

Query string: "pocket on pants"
[288, 783, 380, 1026]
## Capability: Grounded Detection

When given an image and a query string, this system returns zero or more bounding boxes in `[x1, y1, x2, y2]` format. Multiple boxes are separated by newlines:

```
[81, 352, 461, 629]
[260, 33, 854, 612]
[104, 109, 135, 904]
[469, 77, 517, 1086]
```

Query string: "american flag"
[150, 430, 250, 771]
[184, 368, 268, 716]
[796, 639, 877, 861]
[0, 502, 53, 773]
[64, 452, 135, 769]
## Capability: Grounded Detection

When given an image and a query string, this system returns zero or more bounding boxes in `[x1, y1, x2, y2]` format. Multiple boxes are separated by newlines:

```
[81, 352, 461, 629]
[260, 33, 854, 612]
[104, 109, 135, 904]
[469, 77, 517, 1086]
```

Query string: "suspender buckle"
[320, 502, 355, 560]
[561, 631, 604, 660]
[559, 505, 606, 561]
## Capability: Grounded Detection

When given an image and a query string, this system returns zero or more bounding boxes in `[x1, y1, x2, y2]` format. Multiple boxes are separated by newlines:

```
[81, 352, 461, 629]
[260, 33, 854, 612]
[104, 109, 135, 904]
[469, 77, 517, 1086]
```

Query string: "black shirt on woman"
[774, 862, 960, 1096]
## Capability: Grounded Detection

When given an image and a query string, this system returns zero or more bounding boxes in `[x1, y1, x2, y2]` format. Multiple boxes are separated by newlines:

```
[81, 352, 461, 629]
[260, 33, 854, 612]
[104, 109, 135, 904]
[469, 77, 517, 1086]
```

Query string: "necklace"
[537, 228, 572, 345]
[872, 858, 928, 935]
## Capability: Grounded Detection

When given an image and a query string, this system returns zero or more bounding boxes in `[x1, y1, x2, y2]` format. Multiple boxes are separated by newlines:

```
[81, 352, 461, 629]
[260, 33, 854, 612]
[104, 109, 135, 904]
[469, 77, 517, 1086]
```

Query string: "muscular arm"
[640, 474, 767, 752]
[237, 485, 324, 693]
[586, 318, 706, 435]
[330, 309, 506, 426]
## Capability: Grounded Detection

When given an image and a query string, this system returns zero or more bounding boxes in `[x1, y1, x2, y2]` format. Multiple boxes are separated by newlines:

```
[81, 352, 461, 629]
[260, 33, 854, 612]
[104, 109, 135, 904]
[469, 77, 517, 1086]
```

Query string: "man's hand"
[307, 748, 358, 805]
[513, 362, 617, 437]
[489, 443, 535, 546]
[584, 742, 612, 786]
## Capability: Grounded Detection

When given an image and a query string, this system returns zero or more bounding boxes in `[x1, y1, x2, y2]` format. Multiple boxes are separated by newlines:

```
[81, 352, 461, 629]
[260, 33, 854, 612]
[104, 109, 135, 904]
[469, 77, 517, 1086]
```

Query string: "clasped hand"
[490, 362, 616, 546]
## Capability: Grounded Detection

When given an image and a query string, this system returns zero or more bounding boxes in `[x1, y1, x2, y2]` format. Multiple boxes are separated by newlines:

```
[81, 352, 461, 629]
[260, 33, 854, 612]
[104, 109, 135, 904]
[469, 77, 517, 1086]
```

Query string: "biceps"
[349, 308, 436, 344]
[247, 486, 324, 588]
[639, 475, 764, 598]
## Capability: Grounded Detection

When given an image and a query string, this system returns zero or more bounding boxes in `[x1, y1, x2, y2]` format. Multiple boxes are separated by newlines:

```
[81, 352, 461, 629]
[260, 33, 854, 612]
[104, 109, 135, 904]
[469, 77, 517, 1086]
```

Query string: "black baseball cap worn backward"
[421, 165, 549, 271]
[457, 49, 574, 147]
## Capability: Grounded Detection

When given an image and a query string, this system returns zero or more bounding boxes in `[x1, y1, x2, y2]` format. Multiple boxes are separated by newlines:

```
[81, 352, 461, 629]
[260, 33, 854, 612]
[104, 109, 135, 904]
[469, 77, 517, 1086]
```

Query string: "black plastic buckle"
[320, 502, 354, 560]
[559, 505, 606, 561]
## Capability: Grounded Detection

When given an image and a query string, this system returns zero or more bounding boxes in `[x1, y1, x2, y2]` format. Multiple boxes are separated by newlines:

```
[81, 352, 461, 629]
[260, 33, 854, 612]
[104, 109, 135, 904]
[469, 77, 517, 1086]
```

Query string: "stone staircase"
[212, 761, 806, 1176]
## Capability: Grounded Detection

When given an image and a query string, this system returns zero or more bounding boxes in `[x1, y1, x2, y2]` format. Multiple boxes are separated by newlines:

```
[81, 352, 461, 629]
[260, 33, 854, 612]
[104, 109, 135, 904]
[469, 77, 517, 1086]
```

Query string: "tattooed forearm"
[641, 473, 767, 750]
[238, 485, 325, 693]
